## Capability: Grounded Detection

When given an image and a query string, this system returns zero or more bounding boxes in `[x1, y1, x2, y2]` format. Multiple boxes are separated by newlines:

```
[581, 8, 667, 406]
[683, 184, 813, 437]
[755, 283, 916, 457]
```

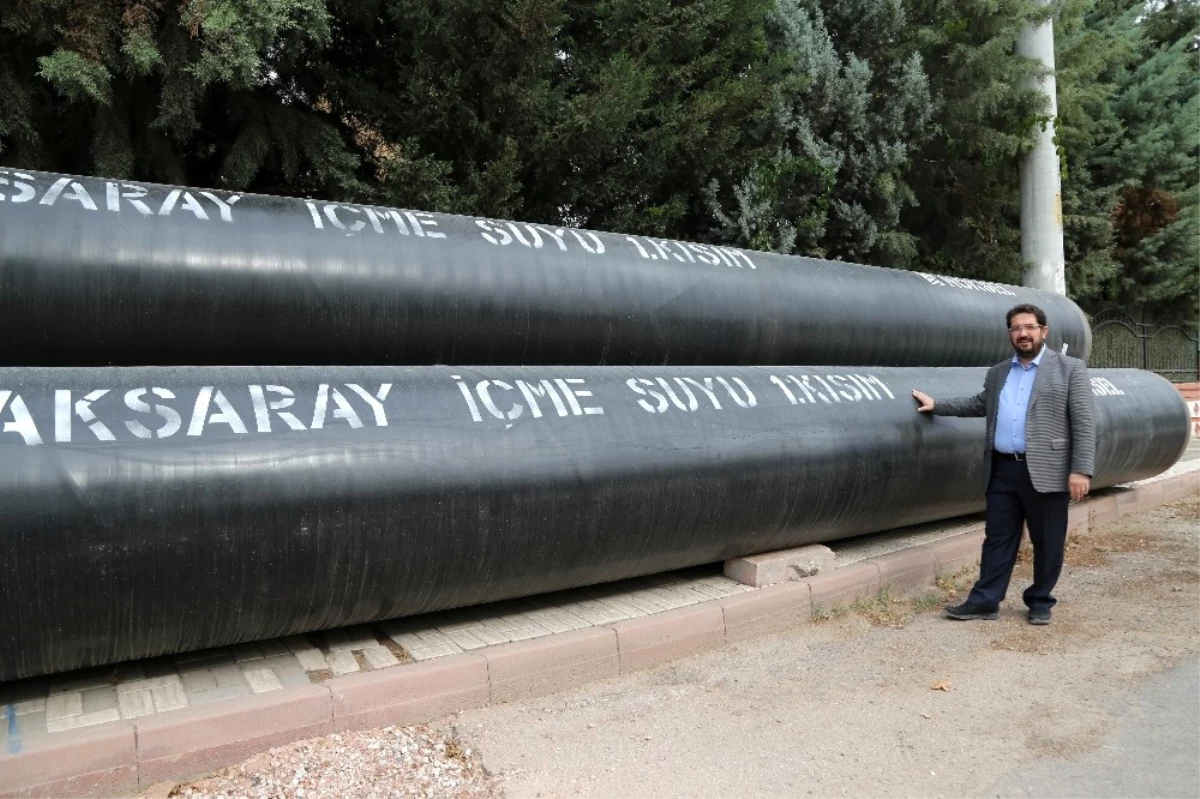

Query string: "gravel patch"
[170, 726, 499, 799]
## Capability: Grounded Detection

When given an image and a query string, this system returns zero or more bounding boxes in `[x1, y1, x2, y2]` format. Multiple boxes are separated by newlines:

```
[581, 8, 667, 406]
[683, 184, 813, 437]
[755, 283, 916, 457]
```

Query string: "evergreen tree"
[1102, 0, 1198, 320]
[0, 0, 361, 196]
[0, 0, 1193, 321]
[313, 0, 569, 218]
[552, 0, 780, 237]
[898, 0, 1049, 285]
[1055, 0, 1132, 304]
[1058, 0, 1198, 321]
[705, 0, 934, 265]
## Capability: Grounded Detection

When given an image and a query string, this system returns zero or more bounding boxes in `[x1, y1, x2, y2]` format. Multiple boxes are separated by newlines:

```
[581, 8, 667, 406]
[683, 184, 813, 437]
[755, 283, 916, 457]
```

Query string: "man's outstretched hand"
[912, 390, 935, 413]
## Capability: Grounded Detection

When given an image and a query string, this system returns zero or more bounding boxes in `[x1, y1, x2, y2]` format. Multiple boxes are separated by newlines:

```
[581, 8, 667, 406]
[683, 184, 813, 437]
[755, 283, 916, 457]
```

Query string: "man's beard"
[1012, 336, 1042, 355]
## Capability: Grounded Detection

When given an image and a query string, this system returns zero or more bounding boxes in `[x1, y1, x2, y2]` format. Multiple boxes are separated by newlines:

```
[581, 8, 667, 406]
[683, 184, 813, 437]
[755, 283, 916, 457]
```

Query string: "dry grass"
[849, 582, 960, 629]
[810, 601, 850, 623]
[811, 566, 976, 627]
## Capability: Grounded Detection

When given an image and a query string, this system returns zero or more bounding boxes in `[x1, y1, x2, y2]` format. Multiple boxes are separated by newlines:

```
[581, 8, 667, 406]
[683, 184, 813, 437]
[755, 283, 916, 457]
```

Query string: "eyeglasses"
[1008, 324, 1044, 333]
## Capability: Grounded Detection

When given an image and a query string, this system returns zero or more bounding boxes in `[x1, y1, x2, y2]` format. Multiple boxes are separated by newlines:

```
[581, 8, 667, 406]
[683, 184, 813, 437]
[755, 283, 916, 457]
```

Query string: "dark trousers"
[966, 455, 1070, 611]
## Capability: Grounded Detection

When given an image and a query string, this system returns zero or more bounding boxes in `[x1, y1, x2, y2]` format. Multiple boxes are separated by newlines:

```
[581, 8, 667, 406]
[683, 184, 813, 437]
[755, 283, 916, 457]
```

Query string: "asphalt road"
[984, 656, 1199, 798]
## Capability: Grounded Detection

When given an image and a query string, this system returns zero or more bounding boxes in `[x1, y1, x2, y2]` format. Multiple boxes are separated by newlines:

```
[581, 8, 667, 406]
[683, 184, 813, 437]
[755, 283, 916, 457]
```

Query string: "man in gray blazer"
[912, 303, 1096, 625]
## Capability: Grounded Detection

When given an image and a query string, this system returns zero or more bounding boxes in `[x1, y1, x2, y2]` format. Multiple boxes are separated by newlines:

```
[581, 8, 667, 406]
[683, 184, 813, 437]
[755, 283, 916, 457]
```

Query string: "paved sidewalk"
[0, 571, 757, 755]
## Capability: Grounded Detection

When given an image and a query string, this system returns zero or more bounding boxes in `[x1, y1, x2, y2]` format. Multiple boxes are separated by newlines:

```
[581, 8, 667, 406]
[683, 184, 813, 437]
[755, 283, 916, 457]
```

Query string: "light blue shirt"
[994, 346, 1045, 453]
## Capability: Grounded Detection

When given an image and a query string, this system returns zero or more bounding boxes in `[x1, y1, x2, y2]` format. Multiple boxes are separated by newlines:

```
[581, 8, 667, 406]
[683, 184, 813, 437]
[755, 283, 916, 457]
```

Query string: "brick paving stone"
[526, 606, 593, 627]
[485, 610, 541, 632]
[639, 587, 693, 610]
[640, 586, 689, 606]
[478, 615, 520, 633]
[379, 628, 421, 648]
[1, 706, 50, 751]
[151, 681, 189, 712]
[696, 574, 749, 590]
[186, 684, 251, 706]
[81, 687, 118, 714]
[261, 657, 312, 688]
[424, 613, 480, 633]
[46, 707, 120, 733]
[682, 582, 726, 599]
[243, 668, 284, 694]
[209, 663, 248, 689]
[44, 692, 83, 720]
[259, 653, 305, 671]
[593, 597, 646, 619]
[407, 621, 493, 650]
[117, 675, 182, 693]
[516, 609, 588, 634]
[441, 628, 490, 651]
[569, 600, 628, 625]
[177, 656, 233, 676]
[117, 689, 155, 720]
[681, 585, 719, 603]
[411, 628, 461, 647]
[462, 624, 512, 647]
[361, 645, 400, 670]
[475, 620, 522, 643]
[179, 667, 219, 694]
[670, 586, 714, 605]
[403, 637, 466, 661]
[327, 649, 360, 676]
[324, 626, 379, 651]
[503, 626, 554, 642]
[283, 635, 328, 672]
[261, 653, 302, 668]
[549, 600, 591, 620]
[621, 592, 673, 615]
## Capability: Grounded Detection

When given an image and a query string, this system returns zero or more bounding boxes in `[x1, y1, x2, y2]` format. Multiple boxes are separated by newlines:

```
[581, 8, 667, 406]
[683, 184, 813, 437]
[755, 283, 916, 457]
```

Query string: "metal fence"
[1088, 309, 1199, 382]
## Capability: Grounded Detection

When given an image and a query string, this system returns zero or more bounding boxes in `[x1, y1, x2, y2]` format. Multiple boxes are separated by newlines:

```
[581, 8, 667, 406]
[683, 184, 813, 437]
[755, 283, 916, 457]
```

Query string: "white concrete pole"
[1016, 0, 1066, 295]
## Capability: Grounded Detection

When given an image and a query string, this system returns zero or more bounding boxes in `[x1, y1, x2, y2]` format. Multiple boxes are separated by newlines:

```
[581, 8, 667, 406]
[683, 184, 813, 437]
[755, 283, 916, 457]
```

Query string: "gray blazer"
[934, 348, 1096, 493]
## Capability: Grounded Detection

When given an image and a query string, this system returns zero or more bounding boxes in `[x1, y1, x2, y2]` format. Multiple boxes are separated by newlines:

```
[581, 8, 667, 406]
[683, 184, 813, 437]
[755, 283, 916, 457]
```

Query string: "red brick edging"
[2, 471, 1196, 798]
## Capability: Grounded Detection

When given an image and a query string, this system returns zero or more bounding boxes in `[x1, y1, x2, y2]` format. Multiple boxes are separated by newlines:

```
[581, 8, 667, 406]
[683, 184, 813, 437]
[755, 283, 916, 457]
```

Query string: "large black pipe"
[0, 169, 1091, 368]
[0, 365, 1184, 681]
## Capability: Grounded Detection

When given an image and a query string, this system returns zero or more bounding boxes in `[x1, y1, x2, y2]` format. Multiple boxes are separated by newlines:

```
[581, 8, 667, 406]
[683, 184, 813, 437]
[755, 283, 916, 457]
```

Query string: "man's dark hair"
[1006, 303, 1047, 327]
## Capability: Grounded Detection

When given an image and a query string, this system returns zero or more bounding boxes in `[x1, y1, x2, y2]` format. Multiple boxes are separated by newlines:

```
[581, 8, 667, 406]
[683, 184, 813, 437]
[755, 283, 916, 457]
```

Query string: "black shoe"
[944, 602, 999, 620]
[1027, 608, 1052, 625]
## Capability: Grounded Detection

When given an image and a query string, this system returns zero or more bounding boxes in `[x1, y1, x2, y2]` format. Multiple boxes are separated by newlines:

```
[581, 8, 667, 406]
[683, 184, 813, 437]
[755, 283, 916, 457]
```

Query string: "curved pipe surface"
[0, 365, 1183, 680]
[0, 169, 1091, 367]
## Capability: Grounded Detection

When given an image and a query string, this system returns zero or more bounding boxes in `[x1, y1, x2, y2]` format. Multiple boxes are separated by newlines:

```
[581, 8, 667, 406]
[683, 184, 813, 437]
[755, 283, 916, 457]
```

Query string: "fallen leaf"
[930, 680, 952, 692]
[920, 712, 931, 719]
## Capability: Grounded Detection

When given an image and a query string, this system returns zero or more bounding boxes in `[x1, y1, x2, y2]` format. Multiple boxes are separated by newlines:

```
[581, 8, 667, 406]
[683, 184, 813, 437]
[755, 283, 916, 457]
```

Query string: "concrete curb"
[2, 473, 1196, 798]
